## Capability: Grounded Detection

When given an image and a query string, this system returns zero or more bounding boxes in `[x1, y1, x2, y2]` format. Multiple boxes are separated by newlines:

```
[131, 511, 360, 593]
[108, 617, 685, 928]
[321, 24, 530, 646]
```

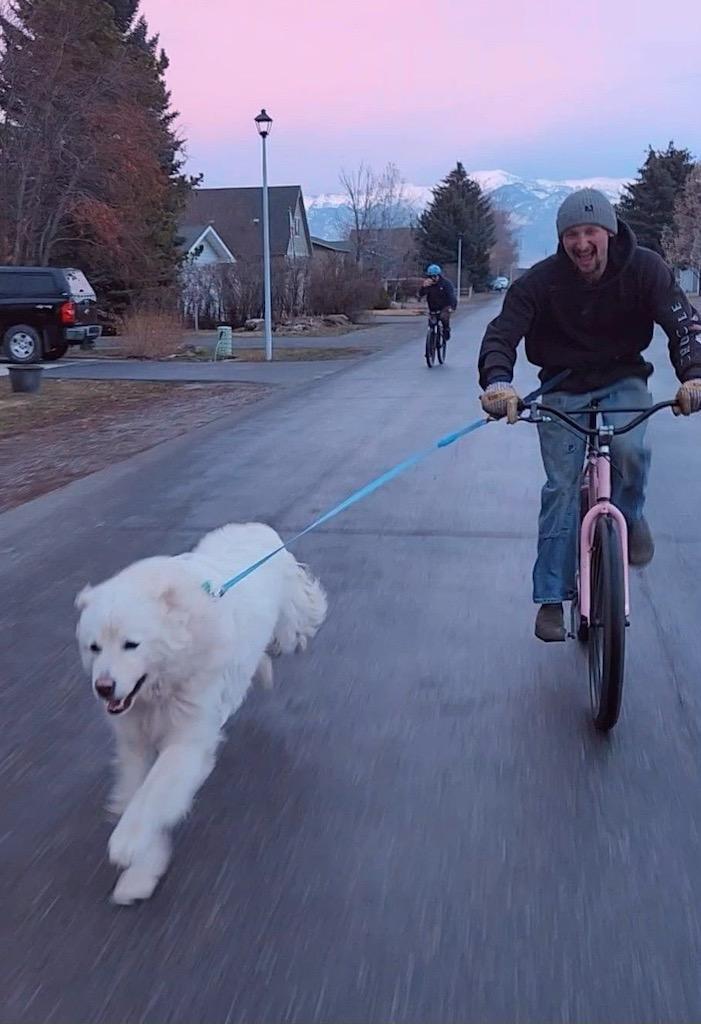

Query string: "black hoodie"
[478, 220, 701, 393]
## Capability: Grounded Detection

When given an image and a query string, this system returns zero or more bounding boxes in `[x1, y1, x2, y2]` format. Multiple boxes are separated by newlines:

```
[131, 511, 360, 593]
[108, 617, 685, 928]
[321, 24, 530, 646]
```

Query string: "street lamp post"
[456, 233, 463, 304]
[255, 108, 273, 362]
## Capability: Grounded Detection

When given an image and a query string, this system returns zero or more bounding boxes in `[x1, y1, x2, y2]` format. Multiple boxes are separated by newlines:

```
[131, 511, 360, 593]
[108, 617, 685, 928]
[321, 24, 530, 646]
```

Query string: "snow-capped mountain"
[306, 170, 629, 268]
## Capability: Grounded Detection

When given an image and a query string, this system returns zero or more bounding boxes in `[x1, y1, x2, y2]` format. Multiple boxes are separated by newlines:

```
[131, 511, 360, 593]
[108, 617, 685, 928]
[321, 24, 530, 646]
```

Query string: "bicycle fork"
[578, 439, 631, 624]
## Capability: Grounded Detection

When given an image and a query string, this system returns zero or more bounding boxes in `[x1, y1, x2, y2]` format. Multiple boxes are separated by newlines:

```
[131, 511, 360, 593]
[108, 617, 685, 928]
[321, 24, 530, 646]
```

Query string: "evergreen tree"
[126, 13, 198, 288]
[415, 162, 495, 290]
[616, 142, 694, 254]
[103, 0, 139, 33]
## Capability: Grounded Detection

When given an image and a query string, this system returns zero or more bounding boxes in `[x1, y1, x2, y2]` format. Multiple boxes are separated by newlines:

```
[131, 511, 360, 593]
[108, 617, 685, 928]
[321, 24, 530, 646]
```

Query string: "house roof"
[180, 186, 312, 261]
[311, 236, 352, 254]
[178, 224, 207, 250]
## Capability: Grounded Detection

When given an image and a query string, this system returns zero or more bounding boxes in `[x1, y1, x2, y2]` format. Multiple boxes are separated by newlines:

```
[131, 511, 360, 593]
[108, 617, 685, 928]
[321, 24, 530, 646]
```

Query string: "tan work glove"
[674, 379, 701, 416]
[480, 382, 520, 424]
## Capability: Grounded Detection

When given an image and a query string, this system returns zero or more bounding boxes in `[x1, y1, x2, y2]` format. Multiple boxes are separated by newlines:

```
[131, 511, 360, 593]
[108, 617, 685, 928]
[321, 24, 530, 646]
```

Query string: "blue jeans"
[533, 377, 652, 605]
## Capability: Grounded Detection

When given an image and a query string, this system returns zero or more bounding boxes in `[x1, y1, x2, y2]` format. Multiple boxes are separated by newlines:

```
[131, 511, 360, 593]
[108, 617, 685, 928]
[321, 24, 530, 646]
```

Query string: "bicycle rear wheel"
[588, 515, 626, 731]
[425, 327, 436, 367]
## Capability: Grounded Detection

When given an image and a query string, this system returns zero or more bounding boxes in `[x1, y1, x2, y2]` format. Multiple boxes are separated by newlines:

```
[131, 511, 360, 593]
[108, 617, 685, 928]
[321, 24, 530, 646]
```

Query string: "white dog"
[75, 522, 327, 905]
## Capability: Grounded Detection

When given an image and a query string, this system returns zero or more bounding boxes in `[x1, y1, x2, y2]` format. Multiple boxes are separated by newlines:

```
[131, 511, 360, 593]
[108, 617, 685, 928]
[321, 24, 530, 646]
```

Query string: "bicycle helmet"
[426, 264, 442, 276]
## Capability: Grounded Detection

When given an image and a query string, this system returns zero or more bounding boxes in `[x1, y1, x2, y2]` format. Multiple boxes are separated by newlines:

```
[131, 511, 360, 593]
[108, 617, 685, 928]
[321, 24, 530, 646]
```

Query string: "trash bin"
[216, 325, 233, 358]
[8, 365, 43, 394]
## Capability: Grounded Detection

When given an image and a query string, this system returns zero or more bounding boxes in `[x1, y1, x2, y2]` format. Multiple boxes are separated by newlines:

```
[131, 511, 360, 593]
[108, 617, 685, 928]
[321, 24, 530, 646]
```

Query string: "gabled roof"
[180, 186, 312, 261]
[178, 223, 236, 262]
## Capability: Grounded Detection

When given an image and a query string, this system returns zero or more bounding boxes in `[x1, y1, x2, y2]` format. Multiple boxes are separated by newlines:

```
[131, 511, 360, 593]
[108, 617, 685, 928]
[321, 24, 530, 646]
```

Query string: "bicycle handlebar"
[519, 400, 677, 437]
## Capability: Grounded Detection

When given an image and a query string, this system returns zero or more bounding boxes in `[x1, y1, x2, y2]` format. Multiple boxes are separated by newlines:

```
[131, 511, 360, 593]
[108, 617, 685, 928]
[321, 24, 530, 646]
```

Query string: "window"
[295, 216, 301, 237]
[0, 271, 56, 297]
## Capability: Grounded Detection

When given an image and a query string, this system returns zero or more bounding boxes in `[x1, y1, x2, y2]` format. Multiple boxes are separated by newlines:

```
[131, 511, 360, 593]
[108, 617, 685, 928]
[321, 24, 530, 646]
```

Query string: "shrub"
[119, 308, 183, 358]
[305, 255, 380, 320]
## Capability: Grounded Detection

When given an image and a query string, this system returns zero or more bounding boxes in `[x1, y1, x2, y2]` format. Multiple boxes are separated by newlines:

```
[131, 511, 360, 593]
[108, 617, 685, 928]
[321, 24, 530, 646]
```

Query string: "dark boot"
[628, 517, 654, 566]
[535, 603, 566, 642]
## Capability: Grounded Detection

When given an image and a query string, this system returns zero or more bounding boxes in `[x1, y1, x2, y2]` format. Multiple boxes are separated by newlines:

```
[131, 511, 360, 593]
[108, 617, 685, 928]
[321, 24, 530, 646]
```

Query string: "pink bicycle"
[521, 398, 676, 731]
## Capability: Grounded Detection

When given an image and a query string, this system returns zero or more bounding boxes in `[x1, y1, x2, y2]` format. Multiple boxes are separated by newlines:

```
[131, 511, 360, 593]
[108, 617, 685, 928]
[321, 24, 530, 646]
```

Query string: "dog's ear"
[75, 584, 93, 612]
[159, 584, 181, 612]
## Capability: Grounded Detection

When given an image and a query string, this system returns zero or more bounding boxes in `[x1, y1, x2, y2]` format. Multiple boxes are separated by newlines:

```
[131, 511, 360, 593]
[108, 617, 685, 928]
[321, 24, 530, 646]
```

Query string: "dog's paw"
[108, 813, 154, 869]
[111, 866, 160, 905]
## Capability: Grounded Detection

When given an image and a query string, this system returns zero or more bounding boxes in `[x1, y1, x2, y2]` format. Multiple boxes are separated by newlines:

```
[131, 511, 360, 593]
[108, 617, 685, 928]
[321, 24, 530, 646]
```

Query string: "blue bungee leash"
[202, 371, 570, 598]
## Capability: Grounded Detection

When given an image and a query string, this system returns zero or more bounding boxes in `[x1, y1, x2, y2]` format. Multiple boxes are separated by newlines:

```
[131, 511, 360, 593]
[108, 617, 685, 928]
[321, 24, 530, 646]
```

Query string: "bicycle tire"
[436, 325, 447, 364]
[588, 515, 626, 731]
[425, 326, 436, 367]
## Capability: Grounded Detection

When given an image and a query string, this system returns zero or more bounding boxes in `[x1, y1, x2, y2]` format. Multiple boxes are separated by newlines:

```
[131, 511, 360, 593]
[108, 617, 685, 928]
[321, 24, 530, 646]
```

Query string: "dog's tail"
[272, 557, 328, 656]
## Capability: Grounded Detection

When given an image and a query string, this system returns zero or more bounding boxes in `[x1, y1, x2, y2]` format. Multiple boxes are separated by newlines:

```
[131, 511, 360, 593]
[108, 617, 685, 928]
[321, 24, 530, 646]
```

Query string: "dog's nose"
[94, 676, 115, 700]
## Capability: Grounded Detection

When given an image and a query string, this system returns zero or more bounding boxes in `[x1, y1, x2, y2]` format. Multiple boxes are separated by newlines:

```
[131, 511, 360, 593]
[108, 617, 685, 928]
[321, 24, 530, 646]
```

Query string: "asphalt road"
[2, 296, 701, 1023]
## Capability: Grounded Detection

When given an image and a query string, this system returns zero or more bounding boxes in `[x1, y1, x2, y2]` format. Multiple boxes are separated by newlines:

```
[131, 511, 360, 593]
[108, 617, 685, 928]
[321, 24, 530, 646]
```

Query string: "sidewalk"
[29, 306, 474, 386]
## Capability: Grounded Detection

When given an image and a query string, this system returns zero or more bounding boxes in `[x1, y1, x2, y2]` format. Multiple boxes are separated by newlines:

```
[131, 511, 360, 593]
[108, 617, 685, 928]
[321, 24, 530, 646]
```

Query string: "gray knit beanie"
[556, 188, 618, 237]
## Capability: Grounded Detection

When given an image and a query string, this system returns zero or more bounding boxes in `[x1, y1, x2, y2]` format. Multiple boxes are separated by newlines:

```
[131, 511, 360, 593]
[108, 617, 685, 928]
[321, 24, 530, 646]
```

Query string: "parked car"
[0, 266, 102, 363]
[490, 276, 509, 291]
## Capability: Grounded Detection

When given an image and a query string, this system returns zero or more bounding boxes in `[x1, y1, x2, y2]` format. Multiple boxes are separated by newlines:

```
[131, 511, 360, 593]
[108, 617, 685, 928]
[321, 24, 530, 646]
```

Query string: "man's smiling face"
[561, 224, 613, 282]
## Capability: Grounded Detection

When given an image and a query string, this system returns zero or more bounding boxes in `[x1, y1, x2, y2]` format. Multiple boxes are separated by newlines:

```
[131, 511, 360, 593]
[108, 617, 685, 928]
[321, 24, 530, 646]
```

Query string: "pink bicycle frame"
[578, 443, 630, 621]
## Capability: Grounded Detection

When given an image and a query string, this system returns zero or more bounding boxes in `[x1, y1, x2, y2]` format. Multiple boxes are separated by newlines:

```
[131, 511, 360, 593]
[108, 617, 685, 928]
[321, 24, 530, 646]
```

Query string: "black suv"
[0, 266, 102, 363]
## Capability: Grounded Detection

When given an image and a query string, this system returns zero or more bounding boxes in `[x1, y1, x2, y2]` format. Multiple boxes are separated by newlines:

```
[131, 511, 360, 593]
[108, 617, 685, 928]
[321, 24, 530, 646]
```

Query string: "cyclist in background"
[420, 264, 457, 340]
[477, 188, 701, 642]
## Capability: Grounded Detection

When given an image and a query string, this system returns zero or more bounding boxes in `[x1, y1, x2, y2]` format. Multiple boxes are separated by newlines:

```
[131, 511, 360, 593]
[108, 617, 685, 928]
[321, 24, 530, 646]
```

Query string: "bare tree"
[664, 163, 701, 273]
[0, 0, 189, 299]
[339, 162, 378, 264]
[0, 2, 132, 266]
[489, 206, 519, 278]
[181, 261, 225, 330]
[338, 161, 408, 277]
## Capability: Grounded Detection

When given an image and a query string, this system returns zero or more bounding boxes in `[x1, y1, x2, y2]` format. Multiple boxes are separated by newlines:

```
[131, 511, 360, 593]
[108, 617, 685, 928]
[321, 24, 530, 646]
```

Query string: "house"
[310, 236, 352, 259]
[179, 186, 312, 265]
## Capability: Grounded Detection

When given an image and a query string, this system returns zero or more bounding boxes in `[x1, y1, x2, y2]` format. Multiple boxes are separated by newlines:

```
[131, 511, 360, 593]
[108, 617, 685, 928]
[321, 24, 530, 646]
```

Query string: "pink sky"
[141, 0, 700, 192]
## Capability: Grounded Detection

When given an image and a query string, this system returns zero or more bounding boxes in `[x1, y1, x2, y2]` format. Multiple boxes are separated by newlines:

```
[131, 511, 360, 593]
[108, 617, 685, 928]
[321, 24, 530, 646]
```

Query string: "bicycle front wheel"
[588, 515, 626, 731]
[425, 327, 436, 367]
[436, 326, 447, 364]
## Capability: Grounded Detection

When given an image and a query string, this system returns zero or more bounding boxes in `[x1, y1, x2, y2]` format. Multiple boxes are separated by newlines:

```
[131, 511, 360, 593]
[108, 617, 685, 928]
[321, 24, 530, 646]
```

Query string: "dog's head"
[75, 559, 199, 716]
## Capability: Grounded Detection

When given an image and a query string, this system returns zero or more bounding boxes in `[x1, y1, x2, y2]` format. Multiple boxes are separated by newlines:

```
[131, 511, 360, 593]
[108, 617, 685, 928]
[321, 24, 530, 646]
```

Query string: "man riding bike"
[420, 264, 457, 340]
[477, 188, 701, 642]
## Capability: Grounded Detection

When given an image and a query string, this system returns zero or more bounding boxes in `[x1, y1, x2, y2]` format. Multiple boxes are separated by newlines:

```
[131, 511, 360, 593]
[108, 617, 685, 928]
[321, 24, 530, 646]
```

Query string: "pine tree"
[103, 0, 139, 33]
[616, 142, 694, 255]
[104, 0, 196, 289]
[415, 163, 496, 290]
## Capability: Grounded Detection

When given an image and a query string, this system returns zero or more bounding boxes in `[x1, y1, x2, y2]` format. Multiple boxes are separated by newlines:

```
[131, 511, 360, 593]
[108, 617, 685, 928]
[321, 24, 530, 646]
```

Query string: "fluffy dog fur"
[75, 523, 327, 905]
